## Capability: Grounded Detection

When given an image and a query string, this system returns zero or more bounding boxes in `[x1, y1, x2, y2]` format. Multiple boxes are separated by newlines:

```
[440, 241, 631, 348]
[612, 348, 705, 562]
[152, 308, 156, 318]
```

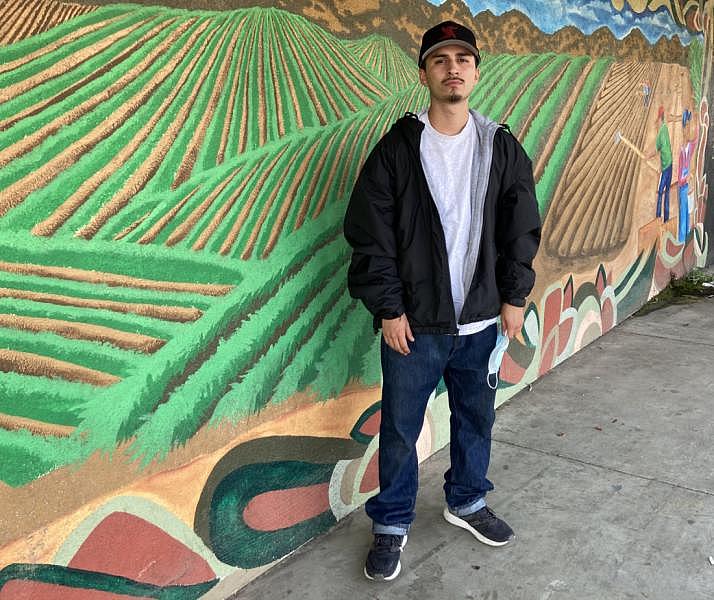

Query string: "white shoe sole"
[364, 535, 407, 581]
[442, 507, 512, 547]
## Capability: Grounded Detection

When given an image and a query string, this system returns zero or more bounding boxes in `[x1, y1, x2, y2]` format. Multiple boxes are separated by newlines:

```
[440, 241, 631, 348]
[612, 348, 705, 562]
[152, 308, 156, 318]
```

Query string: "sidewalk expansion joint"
[622, 329, 714, 347]
[492, 437, 714, 497]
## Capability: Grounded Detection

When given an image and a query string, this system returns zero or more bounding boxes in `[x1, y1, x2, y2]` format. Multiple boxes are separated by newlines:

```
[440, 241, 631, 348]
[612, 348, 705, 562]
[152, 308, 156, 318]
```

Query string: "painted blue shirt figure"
[344, 21, 541, 582]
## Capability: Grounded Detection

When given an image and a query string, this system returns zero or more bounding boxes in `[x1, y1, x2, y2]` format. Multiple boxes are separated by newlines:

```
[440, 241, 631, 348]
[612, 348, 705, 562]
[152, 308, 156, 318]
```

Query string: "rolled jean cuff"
[372, 522, 409, 536]
[448, 497, 486, 517]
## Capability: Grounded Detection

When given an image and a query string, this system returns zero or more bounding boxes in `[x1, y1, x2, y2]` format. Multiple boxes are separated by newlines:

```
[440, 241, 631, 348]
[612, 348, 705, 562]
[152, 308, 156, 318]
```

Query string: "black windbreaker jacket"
[344, 111, 541, 334]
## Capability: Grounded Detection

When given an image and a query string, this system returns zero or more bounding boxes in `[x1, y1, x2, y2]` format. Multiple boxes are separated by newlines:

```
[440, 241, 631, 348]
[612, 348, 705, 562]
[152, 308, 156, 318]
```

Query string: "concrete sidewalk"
[225, 294, 714, 600]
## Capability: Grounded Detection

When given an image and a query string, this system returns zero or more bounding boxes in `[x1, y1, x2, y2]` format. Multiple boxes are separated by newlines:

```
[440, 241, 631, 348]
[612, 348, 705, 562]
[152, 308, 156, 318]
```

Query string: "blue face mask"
[487, 332, 510, 390]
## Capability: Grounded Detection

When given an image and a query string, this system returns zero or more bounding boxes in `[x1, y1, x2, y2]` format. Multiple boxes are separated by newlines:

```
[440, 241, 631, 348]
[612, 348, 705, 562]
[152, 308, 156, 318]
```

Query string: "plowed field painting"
[0, 0, 711, 597]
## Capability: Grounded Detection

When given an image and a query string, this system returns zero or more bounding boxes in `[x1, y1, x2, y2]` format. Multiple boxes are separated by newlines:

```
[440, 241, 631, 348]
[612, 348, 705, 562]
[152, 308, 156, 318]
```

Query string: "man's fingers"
[405, 319, 415, 342]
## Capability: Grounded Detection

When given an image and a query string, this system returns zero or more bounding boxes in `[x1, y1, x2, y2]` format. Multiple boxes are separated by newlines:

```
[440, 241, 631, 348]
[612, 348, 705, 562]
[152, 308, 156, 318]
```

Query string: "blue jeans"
[656, 165, 672, 222]
[366, 325, 498, 535]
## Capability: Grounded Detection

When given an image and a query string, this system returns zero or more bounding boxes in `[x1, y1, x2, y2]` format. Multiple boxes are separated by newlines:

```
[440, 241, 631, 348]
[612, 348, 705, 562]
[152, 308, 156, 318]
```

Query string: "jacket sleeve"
[495, 130, 541, 307]
[343, 140, 404, 322]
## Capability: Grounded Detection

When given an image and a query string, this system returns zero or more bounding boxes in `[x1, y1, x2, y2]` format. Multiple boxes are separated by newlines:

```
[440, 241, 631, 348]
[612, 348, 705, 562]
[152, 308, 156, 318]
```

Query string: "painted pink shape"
[563, 279, 574, 309]
[0, 581, 152, 600]
[242, 483, 331, 532]
[683, 241, 695, 271]
[653, 256, 671, 291]
[542, 288, 563, 342]
[359, 450, 380, 494]
[666, 237, 681, 256]
[595, 270, 606, 296]
[538, 334, 556, 377]
[359, 411, 381, 437]
[68, 512, 215, 586]
[556, 317, 573, 357]
[601, 298, 614, 334]
[499, 351, 525, 385]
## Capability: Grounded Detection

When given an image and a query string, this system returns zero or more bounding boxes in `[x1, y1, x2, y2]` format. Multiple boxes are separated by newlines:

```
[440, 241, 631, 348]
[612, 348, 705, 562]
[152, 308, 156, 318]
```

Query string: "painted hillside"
[0, 0, 711, 597]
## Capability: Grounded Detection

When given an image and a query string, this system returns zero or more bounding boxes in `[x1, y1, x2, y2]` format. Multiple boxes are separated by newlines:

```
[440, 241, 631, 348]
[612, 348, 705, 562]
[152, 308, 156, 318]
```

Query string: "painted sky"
[427, 0, 697, 44]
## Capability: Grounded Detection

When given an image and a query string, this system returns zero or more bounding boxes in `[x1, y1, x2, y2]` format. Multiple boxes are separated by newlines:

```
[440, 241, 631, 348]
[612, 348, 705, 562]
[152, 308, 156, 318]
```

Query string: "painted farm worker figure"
[343, 21, 541, 581]
[677, 109, 697, 243]
[647, 105, 673, 223]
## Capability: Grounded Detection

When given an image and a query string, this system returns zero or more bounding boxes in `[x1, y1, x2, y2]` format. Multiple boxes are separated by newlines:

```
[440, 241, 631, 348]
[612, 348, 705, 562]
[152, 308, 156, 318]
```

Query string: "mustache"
[443, 77, 464, 84]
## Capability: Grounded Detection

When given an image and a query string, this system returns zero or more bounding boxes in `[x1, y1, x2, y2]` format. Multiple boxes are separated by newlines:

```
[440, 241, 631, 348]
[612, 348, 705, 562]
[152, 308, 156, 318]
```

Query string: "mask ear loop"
[487, 372, 499, 390]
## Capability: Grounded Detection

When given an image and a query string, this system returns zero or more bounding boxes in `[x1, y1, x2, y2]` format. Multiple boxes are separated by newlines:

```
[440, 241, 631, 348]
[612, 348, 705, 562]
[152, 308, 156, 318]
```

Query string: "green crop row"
[0, 326, 144, 378]
[0, 12, 162, 122]
[503, 54, 572, 133]
[0, 371, 95, 427]
[208, 265, 349, 426]
[75, 210, 346, 450]
[522, 55, 591, 157]
[0, 17, 206, 196]
[309, 301, 376, 400]
[127, 243, 349, 463]
[0, 271, 214, 311]
[536, 57, 612, 216]
[0, 230, 243, 285]
[0, 428, 87, 487]
[0, 6, 133, 64]
[0, 297, 184, 340]
[270, 296, 357, 406]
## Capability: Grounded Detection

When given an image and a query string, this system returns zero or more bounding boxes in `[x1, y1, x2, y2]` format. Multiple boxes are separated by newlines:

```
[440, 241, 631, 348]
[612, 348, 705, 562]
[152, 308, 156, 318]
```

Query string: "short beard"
[447, 92, 463, 103]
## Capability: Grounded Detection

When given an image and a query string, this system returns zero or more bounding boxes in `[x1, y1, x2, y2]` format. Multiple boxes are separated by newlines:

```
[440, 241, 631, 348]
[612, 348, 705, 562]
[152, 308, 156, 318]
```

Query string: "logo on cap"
[440, 24, 458, 39]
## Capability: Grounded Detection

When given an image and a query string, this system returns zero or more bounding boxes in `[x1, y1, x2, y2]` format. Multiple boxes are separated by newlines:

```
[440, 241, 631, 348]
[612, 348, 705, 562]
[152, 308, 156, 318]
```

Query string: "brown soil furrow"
[0, 412, 75, 438]
[501, 56, 556, 123]
[0, 18, 174, 133]
[0, 287, 202, 322]
[262, 144, 318, 257]
[0, 17, 149, 103]
[219, 145, 290, 256]
[298, 19, 387, 100]
[113, 210, 152, 241]
[0, 261, 232, 296]
[588, 63, 646, 133]
[293, 133, 338, 230]
[216, 15, 252, 163]
[192, 159, 264, 251]
[137, 186, 201, 244]
[0, 313, 165, 353]
[256, 12, 267, 147]
[312, 120, 360, 218]
[32, 20, 201, 236]
[74, 19, 226, 240]
[166, 167, 242, 246]
[517, 60, 571, 140]
[0, 18, 198, 214]
[0, 349, 120, 387]
[236, 18, 259, 154]
[269, 11, 302, 130]
[173, 18, 245, 189]
[268, 27, 285, 138]
[10, 1, 43, 44]
[338, 114, 377, 198]
[533, 61, 594, 182]
[281, 24, 328, 126]
[283, 17, 358, 114]
[0, 0, 31, 45]
[240, 142, 305, 260]
[283, 21, 342, 120]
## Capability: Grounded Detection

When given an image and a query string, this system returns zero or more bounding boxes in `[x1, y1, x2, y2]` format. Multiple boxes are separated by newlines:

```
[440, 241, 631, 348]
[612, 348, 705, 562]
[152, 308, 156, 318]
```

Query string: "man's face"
[419, 45, 479, 104]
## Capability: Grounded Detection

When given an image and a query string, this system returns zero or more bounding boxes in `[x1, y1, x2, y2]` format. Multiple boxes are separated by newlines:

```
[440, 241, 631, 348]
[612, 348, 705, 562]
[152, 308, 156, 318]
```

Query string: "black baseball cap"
[419, 21, 481, 68]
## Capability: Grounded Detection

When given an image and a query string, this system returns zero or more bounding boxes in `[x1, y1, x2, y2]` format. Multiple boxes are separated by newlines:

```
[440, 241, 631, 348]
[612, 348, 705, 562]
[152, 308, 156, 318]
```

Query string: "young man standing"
[344, 21, 541, 581]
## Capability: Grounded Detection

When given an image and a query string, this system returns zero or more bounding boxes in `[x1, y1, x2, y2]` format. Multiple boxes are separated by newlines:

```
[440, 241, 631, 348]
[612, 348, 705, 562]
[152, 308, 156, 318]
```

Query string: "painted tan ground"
[0, 385, 380, 565]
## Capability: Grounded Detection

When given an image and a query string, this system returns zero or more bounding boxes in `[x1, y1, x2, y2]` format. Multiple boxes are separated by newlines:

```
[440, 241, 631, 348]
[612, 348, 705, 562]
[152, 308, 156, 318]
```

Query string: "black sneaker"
[443, 506, 514, 546]
[364, 533, 407, 581]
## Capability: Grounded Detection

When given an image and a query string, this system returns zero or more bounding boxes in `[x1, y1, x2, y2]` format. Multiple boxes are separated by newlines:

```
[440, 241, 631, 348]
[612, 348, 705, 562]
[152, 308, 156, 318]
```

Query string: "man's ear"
[419, 67, 427, 86]
[474, 66, 480, 84]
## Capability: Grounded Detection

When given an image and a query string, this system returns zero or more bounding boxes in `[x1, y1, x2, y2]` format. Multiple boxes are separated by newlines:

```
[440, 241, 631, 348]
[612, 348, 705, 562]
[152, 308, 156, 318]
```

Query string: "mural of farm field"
[0, 0, 711, 597]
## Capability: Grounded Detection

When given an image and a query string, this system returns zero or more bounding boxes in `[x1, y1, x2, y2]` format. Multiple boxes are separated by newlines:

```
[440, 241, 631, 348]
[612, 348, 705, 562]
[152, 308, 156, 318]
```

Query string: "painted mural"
[0, 0, 711, 597]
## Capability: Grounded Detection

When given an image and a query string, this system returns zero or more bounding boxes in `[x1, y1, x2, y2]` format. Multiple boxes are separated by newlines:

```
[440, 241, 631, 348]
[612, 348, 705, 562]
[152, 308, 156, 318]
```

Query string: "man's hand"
[382, 314, 414, 355]
[500, 303, 524, 339]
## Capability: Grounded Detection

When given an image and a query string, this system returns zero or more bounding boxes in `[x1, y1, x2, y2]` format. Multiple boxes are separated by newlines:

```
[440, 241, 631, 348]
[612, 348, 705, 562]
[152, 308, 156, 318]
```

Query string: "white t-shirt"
[418, 110, 497, 336]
